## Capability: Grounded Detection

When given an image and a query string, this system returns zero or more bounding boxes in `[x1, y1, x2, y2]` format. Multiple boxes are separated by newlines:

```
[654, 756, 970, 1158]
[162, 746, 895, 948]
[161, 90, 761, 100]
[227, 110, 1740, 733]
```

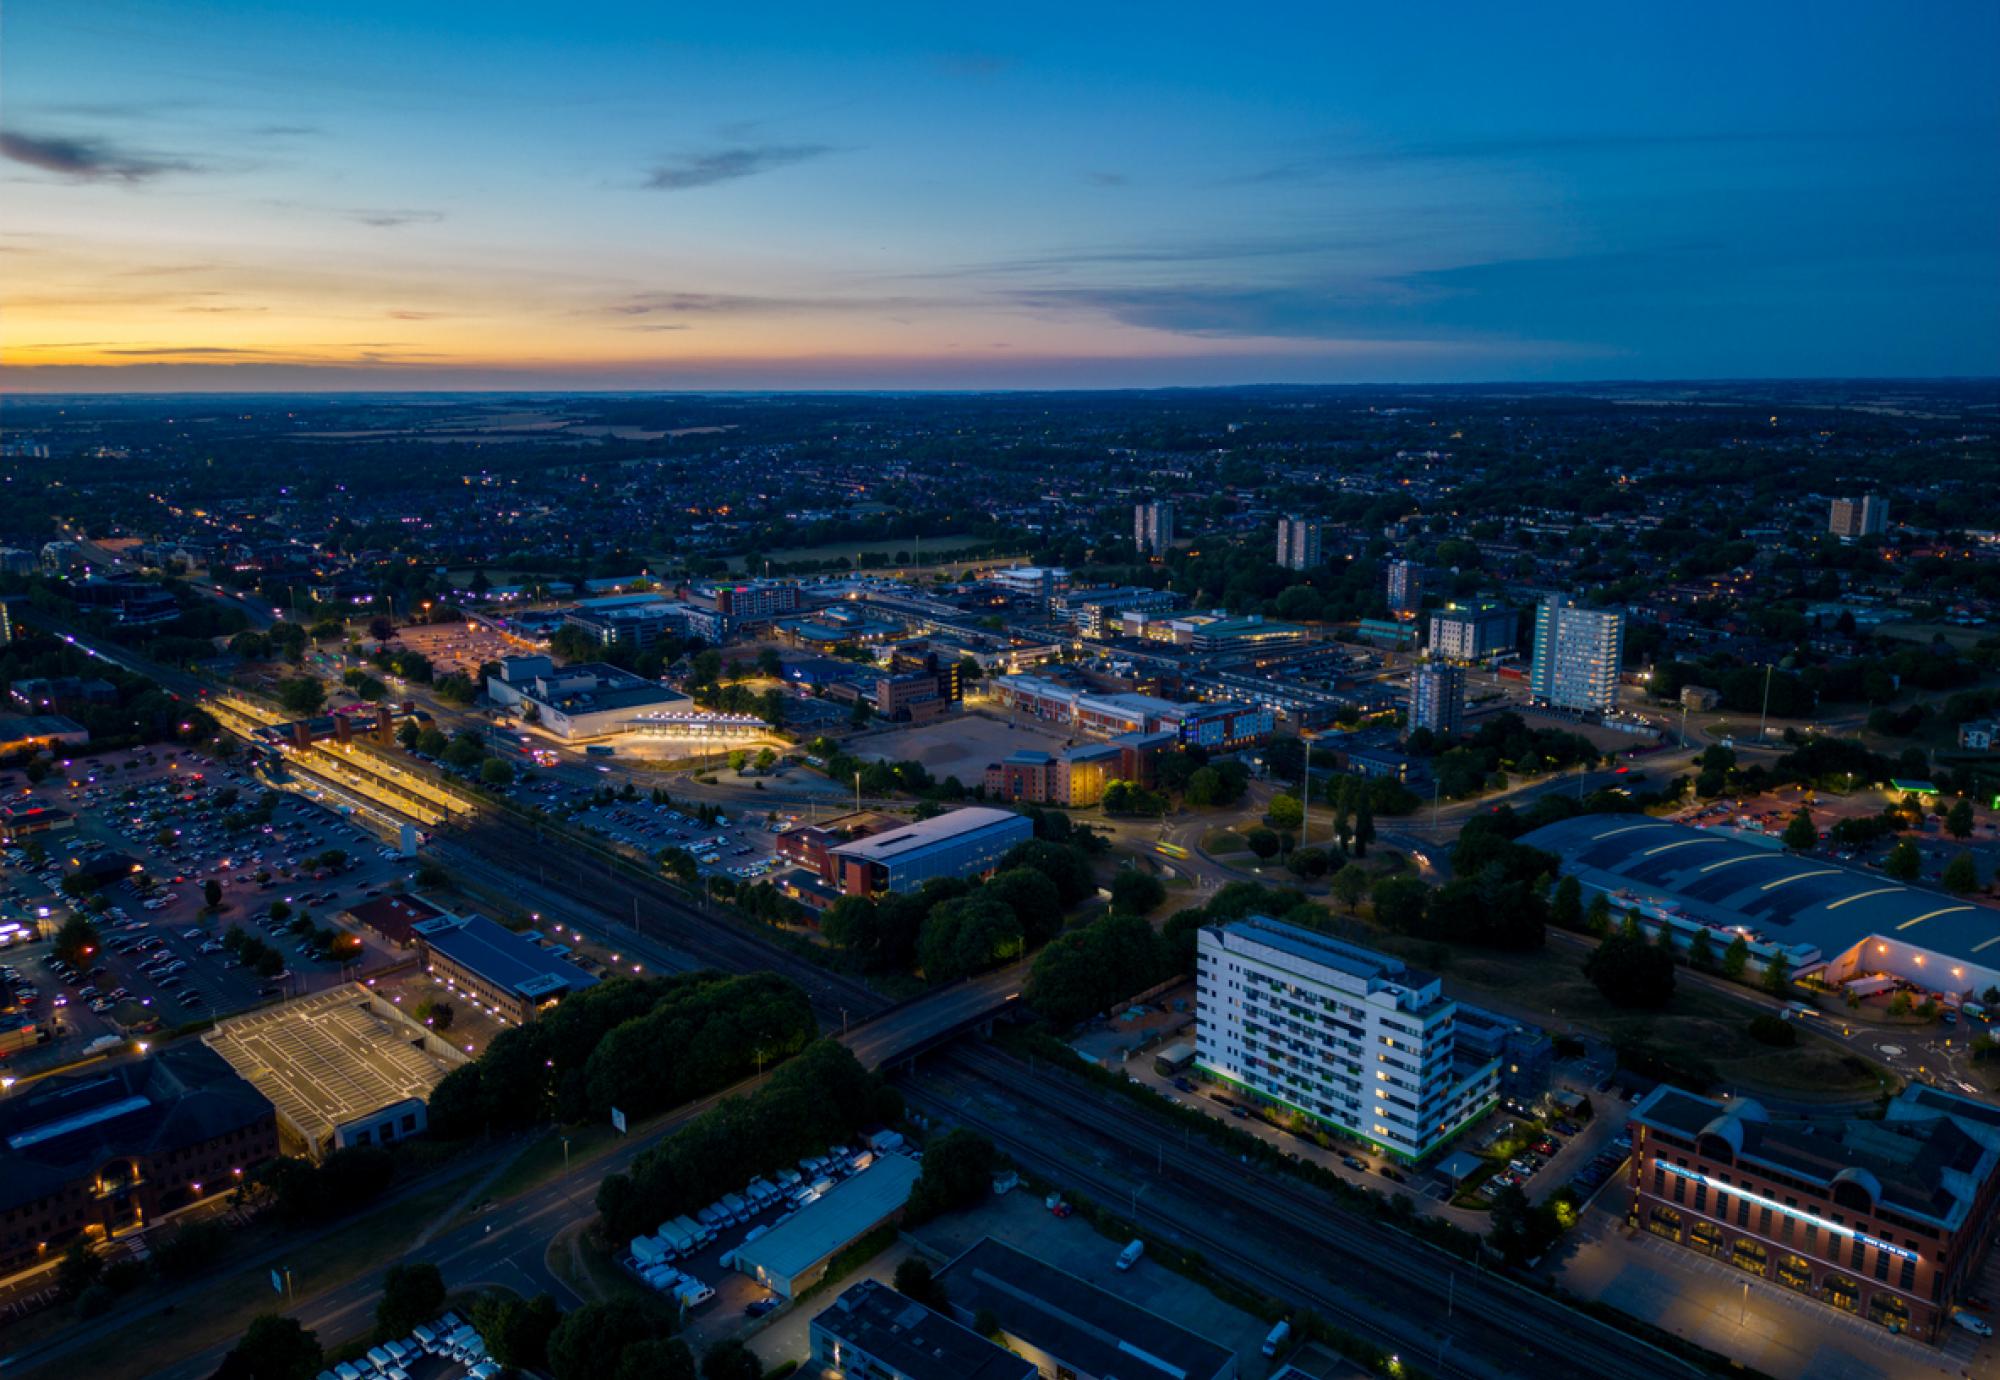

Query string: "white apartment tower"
[1195, 916, 1498, 1161]
[1275, 516, 1322, 571]
[1528, 598, 1623, 715]
[1135, 500, 1176, 557]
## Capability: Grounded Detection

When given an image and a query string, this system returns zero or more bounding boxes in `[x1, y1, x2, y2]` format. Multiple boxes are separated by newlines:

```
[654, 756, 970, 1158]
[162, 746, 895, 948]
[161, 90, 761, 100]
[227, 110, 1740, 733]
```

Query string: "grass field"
[1364, 932, 1892, 1101]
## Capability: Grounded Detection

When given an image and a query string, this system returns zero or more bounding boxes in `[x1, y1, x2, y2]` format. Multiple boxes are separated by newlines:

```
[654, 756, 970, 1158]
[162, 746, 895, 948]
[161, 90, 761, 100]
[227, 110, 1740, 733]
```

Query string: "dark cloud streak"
[0, 130, 195, 182]
[643, 143, 835, 191]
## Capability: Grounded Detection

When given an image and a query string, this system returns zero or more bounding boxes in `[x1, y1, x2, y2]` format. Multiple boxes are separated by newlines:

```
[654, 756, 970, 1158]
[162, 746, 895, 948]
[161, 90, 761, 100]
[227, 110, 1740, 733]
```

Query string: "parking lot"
[0, 746, 423, 1067]
[571, 796, 787, 884]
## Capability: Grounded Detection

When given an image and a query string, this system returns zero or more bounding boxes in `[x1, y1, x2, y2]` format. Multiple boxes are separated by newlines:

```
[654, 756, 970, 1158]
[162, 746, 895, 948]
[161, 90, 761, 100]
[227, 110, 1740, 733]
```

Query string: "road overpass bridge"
[838, 961, 1027, 1070]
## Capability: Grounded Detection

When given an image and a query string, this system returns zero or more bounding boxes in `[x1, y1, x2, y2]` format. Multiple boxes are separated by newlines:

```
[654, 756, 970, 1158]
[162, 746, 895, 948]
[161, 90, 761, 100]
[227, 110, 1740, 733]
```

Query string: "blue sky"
[3, 1, 1995, 389]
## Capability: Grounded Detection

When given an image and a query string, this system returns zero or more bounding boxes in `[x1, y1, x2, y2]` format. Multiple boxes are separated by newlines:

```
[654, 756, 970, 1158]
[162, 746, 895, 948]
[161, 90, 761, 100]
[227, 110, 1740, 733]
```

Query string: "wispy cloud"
[0, 130, 195, 182]
[619, 323, 692, 332]
[934, 52, 1013, 80]
[387, 309, 446, 320]
[102, 345, 278, 356]
[351, 208, 443, 228]
[1084, 171, 1128, 187]
[643, 143, 835, 191]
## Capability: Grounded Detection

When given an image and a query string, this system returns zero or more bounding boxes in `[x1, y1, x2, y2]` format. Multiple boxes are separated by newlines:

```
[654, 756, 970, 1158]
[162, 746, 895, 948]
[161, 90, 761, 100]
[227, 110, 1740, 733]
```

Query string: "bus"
[585, 744, 615, 758]
[1154, 841, 1190, 860]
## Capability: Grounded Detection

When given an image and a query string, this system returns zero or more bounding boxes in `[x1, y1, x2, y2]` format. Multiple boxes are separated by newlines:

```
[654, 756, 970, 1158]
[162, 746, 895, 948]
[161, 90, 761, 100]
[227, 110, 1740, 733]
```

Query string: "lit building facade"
[1428, 603, 1516, 662]
[1528, 599, 1623, 714]
[1628, 1084, 2000, 1342]
[1135, 500, 1176, 557]
[1195, 916, 1497, 1161]
[1410, 662, 1464, 737]
[1275, 516, 1322, 571]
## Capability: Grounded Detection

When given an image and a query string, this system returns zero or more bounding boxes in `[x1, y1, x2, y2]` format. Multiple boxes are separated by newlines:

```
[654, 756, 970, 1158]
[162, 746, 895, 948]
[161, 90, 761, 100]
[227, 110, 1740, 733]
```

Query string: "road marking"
[1894, 905, 1975, 932]
[1826, 886, 1907, 911]
[1642, 837, 1732, 857]
[1760, 869, 1839, 891]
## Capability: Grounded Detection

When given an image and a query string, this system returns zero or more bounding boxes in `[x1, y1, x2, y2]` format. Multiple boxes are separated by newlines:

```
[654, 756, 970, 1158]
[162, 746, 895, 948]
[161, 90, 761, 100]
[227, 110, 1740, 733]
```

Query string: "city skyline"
[4, 1, 1997, 393]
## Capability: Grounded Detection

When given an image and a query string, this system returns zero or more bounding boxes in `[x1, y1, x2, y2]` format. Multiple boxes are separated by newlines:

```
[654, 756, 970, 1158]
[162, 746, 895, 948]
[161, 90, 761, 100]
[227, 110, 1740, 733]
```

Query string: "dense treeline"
[595, 1040, 900, 1243]
[428, 971, 814, 1137]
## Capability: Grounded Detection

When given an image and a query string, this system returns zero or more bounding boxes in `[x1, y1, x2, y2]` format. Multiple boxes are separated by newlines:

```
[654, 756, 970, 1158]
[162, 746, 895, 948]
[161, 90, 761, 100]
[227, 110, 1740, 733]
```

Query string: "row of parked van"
[625, 1143, 886, 1297]
[315, 1311, 494, 1380]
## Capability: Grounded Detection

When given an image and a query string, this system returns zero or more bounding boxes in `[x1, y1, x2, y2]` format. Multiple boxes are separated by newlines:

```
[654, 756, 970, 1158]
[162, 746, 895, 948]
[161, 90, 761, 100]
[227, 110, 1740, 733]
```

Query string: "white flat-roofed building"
[1196, 916, 1497, 1162]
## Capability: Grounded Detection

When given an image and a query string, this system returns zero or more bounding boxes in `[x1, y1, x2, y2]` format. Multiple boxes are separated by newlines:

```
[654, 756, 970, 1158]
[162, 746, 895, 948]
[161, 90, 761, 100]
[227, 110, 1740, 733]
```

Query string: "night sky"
[5, 2, 1996, 390]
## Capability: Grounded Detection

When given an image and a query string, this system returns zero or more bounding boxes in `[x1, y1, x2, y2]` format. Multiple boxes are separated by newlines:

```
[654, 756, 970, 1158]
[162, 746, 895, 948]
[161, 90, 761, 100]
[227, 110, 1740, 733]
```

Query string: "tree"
[213, 1315, 323, 1380]
[1352, 794, 1375, 857]
[1687, 927, 1717, 973]
[983, 867, 1064, 944]
[916, 895, 1023, 983]
[893, 1258, 949, 1312]
[547, 1297, 681, 1380]
[472, 1293, 561, 1371]
[1584, 930, 1676, 1009]
[1944, 851, 1981, 893]
[1108, 869, 1166, 916]
[1550, 876, 1582, 931]
[1243, 827, 1281, 860]
[700, 1340, 763, 1380]
[375, 1262, 446, 1342]
[1371, 876, 1428, 932]
[1883, 839, 1921, 881]
[1760, 952, 1792, 998]
[1265, 794, 1304, 832]
[1782, 809, 1818, 852]
[1487, 1182, 1565, 1267]
[203, 878, 224, 911]
[615, 1340, 696, 1380]
[1330, 864, 1371, 913]
[1584, 892, 1612, 935]
[396, 719, 421, 751]
[274, 677, 326, 715]
[55, 1240, 103, 1299]
[1183, 766, 1223, 808]
[1946, 797, 1975, 841]
[480, 757, 515, 787]
[904, 1128, 998, 1224]
[1720, 933, 1750, 979]
[53, 914, 103, 968]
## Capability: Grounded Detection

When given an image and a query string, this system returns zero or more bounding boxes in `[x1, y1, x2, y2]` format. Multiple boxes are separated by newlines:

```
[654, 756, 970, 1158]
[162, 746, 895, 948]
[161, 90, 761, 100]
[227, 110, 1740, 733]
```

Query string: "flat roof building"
[809, 1279, 1035, 1380]
[934, 1237, 1237, 1380]
[413, 913, 598, 1024]
[1628, 1082, 2000, 1342]
[826, 807, 1033, 897]
[734, 1153, 922, 1298]
[1197, 916, 1498, 1161]
[1528, 598, 1622, 715]
[484, 657, 692, 740]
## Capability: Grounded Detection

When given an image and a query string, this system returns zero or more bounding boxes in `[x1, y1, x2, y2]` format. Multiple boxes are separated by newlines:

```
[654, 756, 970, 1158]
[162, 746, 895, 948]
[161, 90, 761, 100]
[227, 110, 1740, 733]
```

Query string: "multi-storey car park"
[1194, 916, 1498, 1162]
[1521, 814, 2000, 999]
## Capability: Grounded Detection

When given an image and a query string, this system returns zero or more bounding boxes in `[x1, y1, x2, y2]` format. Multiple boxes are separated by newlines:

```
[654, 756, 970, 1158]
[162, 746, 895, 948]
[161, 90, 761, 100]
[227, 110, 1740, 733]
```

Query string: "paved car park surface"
[1, 746, 423, 1070]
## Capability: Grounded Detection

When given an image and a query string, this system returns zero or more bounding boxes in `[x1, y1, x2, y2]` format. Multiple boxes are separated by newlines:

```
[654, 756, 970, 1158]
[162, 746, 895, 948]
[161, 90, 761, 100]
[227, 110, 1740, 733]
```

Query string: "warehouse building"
[1628, 1082, 2000, 1341]
[934, 1237, 1237, 1380]
[809, 1278, 1035, 1380]
[1196, 916, 1498, 1162]
[734, 1152, 922, 1298]
[412, 913, 598, 1024]
[1520, 814, 2000, 1000]
[825, 806, 1034, 897]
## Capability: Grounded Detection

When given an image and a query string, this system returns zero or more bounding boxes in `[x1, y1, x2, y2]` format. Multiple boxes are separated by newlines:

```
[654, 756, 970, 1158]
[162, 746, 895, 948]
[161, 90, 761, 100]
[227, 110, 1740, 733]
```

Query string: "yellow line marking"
[1642, 838, 1732, 857]
[1826, 887, 1907, 911]
[1895, 906, 1975, 932]
[1761, 869, 1839, 891]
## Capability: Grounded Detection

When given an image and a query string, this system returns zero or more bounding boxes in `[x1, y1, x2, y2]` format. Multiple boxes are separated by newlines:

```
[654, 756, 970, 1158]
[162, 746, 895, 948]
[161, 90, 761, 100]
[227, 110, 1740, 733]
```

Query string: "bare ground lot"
[854, 712, 1080, 785]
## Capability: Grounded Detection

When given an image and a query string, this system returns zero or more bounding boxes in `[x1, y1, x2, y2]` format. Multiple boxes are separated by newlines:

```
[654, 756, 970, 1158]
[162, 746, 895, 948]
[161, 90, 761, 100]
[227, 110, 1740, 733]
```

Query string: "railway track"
[914, 1044, 1712, 1380]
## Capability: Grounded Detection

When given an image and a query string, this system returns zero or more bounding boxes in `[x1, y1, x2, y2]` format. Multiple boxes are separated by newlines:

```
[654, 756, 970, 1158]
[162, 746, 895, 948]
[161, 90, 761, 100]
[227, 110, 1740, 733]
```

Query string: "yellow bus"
[1154, 841, 1190, 860]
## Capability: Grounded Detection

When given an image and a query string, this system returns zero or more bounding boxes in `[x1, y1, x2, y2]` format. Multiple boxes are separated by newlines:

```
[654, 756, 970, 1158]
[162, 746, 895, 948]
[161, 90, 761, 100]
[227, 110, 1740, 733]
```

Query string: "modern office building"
[1428, 603, 1517, 662]
[0, 1044, 278, 1269]
[1195, 916, 1499, 1161]
[1385, 559, 1423, 616]
[988, 674, 1273, 749]
[983, 729, 1174, 807]
[1135, 499, 1176, 557]
[412, 913, 599, 1024]
[1409, 661, 1464, 737]
[934, 1237, 1237, 1380]
[1276, 516, 1323, 571]
[1829, 495, 1890, 540]
[1528, 599, 1623, 715]
[825, 806, 1035, 897]
[810, 1279, 1035, 1380]
[484, 656, 695, 739]
[1627, 1083, 2000, 1342]
[561, 601, 683, 650]
[989, 565, 1070, 608]
[1064, 586, 1182, 638]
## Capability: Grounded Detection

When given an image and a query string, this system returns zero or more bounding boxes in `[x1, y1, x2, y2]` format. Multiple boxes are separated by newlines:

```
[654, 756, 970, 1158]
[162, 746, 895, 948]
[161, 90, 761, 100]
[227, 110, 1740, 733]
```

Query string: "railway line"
[910, 1043, 1713, 1380]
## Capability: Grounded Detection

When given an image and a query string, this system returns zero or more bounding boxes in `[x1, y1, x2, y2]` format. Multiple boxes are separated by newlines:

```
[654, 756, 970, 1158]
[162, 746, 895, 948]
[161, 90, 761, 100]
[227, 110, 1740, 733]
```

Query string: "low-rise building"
[825, 807, 1034, 897]
[0, 715, 91, 755]
[484, 656, 693, 739]
[341, 894, 446, 949]
[734, 1153, 922, 1298]
[934, 1237, 1237, 1380]
[809, 1279, 1035, 1380]
[412, 913, 598, 1024]
[1628, 1083, 2000, 1341]
[0, 1044, 277, 1269]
